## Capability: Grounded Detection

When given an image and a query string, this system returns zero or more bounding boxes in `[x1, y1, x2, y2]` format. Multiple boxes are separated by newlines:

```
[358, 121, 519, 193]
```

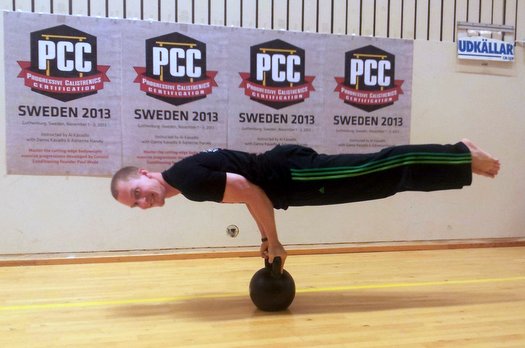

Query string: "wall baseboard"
[1, 237, 524, 267]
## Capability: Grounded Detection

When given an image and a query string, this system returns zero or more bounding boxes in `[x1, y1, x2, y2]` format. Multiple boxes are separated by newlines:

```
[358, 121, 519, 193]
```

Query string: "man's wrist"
[261, 237, 268, 242]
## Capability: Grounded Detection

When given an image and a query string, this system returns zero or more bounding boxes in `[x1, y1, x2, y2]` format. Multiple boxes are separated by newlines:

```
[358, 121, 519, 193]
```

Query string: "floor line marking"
[2, 275, 524, 312]
[296, 276, 525, 293]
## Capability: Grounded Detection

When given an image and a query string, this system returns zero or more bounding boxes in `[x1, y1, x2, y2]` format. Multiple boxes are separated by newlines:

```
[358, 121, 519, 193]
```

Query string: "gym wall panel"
[14, 0, 31, 11]
[302, 0, 317, 32]
[389, 0, 403, 39]
[467, 0, 481, 23]
[455, 0, 469, 24]
[492, 1, 505, 25]
[125, 0, 141, 19]
[507, 0, 518, 26]
[159, 0, 175, 22]
[428, 0, 442, 41]
[72, 1, 89, 16]
[375, 0, 389, 38]
[273, 0, 288, 30]
[194, 0, 209, 24]
[415, 0, 428, 40]
[441, 0, 456, 42]
[0, 0, 10, 10]
[360, 0, 374, 36]
[90, 0, 108, 17]
[108, 0, 124, 18]
[480, 0, 493, 24]
[258, 0, 273, 29]
[331, 0, 346, 35]
[402, 0, 416, 39]
[318, 0, 331, 34]
[517, 0, 525, 41]
[177, 0, 193, 23]
[52, 0, 70, 15]
[143, 0, 160, 21]
[225, 0, 241, 27]
[287, 0, 303, 31]
[34, 0, 52, 13]
[210, 0, 225, 26]
[241, 0, 256, 28]
[347, 0, 361, 36]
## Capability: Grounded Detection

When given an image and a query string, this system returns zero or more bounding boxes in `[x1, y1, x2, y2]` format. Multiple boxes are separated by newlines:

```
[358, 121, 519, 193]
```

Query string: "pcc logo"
[239, 39, 315, 109]
[134, 32, 218, 106]
[17, 25, 110, 102]
[334, 45, 404, 112]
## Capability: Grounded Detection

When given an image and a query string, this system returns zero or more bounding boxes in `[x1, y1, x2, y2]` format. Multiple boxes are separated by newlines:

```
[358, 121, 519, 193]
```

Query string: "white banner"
[120, 21, 228, 172]
[229, 31, 413, 154]
[4, 12, 413, 176]
[4, 12, 122, 176]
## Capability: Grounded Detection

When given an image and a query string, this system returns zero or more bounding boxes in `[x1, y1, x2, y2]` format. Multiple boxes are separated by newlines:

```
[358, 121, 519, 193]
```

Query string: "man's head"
[111, 166, 167, 209]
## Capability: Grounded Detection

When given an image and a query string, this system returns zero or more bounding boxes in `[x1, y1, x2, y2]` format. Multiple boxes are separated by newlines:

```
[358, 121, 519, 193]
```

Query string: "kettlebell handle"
[265, 256, 282, 278]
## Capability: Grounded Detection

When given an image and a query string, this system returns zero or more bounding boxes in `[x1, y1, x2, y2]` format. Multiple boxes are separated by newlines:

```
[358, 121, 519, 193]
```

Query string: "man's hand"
[260, 240, 269, 259]
[267, 241, 287, 273]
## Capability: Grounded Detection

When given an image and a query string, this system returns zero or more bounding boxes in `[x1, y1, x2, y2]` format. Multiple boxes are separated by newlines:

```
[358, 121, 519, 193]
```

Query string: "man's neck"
[150, 172, 181, 197]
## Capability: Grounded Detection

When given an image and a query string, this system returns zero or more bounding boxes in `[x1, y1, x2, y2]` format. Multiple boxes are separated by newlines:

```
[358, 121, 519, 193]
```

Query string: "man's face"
[116, 171, 166, 209]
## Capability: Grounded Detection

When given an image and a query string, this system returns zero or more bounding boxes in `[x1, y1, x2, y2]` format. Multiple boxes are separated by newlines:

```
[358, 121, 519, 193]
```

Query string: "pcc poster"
[3, 11, 413, 176]
[121, 21, 228, 172]
[4, 12, 121, 176]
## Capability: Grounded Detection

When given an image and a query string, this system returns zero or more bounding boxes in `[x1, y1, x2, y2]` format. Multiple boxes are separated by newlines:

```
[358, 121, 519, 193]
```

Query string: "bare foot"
[461, 138, 500, 178]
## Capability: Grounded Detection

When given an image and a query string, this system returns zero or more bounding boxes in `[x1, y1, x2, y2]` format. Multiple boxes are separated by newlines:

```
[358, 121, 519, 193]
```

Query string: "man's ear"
[138, 168, 150, 177]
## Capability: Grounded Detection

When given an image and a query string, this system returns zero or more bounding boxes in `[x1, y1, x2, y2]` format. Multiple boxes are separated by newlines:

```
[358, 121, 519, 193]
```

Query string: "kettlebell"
[249, 257, 296, 311]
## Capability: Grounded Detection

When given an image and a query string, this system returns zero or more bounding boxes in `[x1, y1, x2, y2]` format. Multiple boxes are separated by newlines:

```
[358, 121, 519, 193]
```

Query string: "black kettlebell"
[249, 257, 296, 311]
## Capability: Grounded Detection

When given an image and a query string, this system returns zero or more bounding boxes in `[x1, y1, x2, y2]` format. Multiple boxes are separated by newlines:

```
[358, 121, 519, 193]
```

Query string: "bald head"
[110, 166, 140, 200]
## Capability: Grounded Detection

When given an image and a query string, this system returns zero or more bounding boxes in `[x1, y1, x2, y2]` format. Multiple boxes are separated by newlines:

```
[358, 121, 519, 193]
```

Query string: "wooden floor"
[1, 247, 524, 347]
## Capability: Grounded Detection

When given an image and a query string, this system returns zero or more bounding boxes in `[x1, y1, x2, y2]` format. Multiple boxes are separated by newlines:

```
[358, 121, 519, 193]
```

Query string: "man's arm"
[221, 172, 287, 269]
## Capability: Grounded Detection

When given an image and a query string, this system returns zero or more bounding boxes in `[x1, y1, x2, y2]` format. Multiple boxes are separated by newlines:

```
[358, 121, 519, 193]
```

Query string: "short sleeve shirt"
[161, 145, 307, 209]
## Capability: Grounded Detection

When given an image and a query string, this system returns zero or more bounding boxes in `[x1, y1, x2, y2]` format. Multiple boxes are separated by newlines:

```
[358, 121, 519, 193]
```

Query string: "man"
[111, 139, 500, 269]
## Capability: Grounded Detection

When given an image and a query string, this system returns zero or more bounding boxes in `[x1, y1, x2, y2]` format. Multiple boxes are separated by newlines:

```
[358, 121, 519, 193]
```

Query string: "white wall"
[1, 0, 524, 255]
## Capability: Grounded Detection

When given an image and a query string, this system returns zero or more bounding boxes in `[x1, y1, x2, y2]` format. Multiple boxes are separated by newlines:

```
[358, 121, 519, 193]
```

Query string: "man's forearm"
[222, 173, 287, 267]
[244, 186, 279, 245]
[222, 172, 279, 244]
[247, 205, 270, 241]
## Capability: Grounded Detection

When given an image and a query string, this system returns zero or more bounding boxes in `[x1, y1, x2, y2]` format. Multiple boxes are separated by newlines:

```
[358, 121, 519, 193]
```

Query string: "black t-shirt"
[161, 145, 313, 209]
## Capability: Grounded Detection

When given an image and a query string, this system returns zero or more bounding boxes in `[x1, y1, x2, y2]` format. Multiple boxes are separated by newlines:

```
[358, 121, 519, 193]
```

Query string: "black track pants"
[283, 142, 472, 207]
